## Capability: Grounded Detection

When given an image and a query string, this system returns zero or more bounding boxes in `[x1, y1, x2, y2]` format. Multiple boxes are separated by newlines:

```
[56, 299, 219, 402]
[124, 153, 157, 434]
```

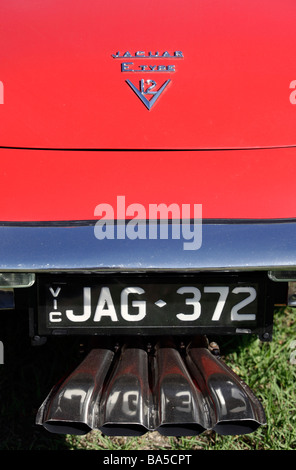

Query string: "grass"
[0, 305, 295, 450]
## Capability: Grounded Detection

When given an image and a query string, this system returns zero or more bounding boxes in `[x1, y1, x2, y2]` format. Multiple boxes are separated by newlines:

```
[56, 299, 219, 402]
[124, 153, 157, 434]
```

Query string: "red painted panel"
[0, 0, 296, 149]
[0, 147, 295, 222]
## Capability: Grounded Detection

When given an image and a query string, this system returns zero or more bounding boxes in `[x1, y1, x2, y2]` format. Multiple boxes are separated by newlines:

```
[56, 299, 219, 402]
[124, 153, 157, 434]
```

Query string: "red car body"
[0, 0, 295, 439]
[1, 0, 296, 222]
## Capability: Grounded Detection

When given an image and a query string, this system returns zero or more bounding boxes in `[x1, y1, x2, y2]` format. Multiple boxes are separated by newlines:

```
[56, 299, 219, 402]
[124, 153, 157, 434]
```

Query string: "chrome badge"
[112, 50, 183, 110]
[126, 79, 171, 110]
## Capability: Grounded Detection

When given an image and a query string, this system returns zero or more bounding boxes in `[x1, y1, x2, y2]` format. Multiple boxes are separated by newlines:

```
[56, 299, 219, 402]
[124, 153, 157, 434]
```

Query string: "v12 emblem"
[126, 79, 171, 110]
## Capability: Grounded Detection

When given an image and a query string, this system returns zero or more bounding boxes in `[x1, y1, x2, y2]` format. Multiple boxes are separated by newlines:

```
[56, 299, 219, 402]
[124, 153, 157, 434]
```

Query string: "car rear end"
[0, 0, 295, 437]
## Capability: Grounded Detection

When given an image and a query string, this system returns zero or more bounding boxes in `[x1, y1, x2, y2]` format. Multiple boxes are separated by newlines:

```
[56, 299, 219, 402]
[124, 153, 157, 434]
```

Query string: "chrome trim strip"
[0, 222, 295, 272]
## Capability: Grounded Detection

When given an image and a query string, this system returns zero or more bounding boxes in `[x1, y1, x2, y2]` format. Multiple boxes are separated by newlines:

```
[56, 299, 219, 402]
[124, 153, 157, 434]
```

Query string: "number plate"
[36, 274, 268, 336]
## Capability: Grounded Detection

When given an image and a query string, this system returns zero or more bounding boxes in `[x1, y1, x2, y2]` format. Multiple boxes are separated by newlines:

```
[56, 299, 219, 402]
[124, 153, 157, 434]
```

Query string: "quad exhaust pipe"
[36, 337, 266, 437]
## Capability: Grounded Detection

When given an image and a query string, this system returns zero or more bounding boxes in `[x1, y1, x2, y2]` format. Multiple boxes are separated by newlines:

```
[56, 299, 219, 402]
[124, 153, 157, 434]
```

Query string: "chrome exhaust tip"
[35, 347, 115, 435]
[152, 341, 214, 436]
[186, 345, 266, 435]
[99, 344, 151, 436]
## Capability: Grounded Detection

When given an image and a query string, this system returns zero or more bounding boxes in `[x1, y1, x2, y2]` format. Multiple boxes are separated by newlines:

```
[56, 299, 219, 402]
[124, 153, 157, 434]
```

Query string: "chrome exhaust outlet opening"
[36, 347, 115, 435]
[186, 344, 266, 436]
[213, 419, 263, 436]
[99, 344, 151, 436]
[43, 418, 92, 436]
